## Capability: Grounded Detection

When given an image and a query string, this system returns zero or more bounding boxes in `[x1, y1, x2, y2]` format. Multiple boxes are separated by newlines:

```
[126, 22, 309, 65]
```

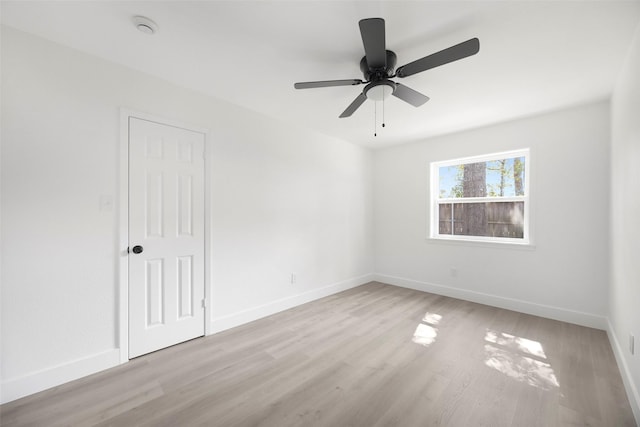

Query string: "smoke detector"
[133, 16, 158, 35]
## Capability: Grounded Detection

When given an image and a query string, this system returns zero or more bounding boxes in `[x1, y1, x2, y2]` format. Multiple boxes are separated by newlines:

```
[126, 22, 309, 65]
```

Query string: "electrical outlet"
[291, 273, 297, 284]
[630, 334, 635, 355]
[450, 268, 458, 278]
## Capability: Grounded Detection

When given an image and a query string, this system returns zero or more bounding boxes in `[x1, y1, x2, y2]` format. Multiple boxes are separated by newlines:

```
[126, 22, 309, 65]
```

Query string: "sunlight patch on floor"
[413, 323, 438, 346]
[422, 312, 442, 325]
[485, 329, 547, 359]
[483, 330, 559, 390]
[412, 312, 441, 347]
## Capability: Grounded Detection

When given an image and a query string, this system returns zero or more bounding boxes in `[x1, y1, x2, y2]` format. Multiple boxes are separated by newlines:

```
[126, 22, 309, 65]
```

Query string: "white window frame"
[429, 148, 531, 245]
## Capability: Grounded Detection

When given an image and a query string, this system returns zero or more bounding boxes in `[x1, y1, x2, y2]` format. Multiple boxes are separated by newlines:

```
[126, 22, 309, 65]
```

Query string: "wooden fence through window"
[439, 201, 524, 238]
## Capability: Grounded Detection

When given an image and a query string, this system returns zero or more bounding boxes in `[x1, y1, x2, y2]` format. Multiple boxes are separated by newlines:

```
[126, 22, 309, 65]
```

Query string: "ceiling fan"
[294, 18, 480, 118]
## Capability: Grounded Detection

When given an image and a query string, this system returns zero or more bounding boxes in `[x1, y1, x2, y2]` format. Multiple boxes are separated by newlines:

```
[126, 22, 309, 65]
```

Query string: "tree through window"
[431, 149, 530, 243]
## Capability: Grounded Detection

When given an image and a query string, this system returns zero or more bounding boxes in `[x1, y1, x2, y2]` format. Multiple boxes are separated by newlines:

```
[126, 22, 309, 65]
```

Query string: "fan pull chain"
[382, 97, 386, 128]
[374, 101, 377, 137]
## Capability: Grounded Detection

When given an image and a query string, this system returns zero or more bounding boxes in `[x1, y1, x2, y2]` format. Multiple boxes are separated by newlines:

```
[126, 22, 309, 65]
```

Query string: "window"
[430, 149, 530, 244]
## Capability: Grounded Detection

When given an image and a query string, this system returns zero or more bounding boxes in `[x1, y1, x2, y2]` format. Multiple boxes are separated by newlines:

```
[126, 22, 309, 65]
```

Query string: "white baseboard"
[209, 273, 374, 334]
[606, 319, 640, 424]
[373, 273, 607, 330]
[1, 349, 121, 405]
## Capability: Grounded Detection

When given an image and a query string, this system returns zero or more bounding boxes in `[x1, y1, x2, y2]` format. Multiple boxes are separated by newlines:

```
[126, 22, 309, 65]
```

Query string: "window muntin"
[431, 149, 530, 244]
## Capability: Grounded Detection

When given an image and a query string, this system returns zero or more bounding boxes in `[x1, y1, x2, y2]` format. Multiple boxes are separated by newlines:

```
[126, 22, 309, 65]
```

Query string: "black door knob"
[132, 245, 143, 254]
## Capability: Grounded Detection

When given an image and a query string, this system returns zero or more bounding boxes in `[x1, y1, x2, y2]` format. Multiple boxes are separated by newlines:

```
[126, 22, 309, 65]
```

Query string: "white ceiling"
[2, 1, 640, 149]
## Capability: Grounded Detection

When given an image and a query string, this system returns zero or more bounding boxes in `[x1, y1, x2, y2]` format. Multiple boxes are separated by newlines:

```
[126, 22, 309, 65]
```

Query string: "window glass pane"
[486, 157, 526, 197]
[439, 165, 463, 198]
[438, 201, 524, 238]
[438, 156, 526, 198]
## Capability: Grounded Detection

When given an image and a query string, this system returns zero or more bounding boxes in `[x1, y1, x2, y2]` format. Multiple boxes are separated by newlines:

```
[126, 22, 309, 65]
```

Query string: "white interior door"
[128, 117, 205, 358]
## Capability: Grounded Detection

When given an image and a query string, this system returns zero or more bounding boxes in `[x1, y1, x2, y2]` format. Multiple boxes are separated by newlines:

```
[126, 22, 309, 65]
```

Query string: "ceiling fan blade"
[396, 38, 480, 78]
[339, 93, 368, 118]
[294, 79, 363, 89]
[359, 18, 386, 70]
[392, 83, 430, 107]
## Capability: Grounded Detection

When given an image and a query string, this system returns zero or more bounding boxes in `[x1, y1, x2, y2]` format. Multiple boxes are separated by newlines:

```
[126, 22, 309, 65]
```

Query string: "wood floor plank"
[1, 282, 636, 427]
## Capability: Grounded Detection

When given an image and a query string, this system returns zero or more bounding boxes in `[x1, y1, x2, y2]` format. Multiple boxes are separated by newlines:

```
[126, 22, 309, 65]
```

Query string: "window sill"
[426, 236, 536, 251]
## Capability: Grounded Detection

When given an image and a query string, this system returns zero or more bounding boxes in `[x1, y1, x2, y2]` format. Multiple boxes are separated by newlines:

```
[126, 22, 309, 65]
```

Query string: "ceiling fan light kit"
[364, 81, 394, 101]
[294, 17, 480, 132]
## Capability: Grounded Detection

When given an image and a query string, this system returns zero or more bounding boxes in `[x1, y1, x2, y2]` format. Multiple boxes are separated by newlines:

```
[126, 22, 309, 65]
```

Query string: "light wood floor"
[1, 282, 636, 426]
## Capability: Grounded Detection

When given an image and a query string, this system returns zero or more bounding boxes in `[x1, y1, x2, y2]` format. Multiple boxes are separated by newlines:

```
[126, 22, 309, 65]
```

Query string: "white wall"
[0, 26, 374, 403]
[610, 21, 640, 421]
[208, 97, 374, 331]
[373, 101, 611, 328]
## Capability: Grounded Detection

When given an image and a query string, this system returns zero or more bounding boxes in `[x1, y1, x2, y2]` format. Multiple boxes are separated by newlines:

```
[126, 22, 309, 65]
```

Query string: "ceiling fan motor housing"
[360, 50, 397, 81]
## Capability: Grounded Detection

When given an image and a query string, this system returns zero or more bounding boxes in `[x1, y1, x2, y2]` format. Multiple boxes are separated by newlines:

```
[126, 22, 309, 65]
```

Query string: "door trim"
[118, 109, 212, 363]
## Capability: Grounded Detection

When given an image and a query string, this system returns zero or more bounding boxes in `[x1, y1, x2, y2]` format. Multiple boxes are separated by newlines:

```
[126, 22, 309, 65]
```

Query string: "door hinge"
[201, 298, 207, 308]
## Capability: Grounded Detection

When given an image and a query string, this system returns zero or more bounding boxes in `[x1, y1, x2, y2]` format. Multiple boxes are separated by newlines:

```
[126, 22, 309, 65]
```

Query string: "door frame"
[118, 109, 212, 363]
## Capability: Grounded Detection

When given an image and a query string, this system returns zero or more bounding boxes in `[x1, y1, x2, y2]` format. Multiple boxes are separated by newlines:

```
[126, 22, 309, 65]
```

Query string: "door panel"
[146, 172, 164, 237]
[145, 258, 164, 327]
[177, 255, 194, 318]
[129, 117, 205, 358]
